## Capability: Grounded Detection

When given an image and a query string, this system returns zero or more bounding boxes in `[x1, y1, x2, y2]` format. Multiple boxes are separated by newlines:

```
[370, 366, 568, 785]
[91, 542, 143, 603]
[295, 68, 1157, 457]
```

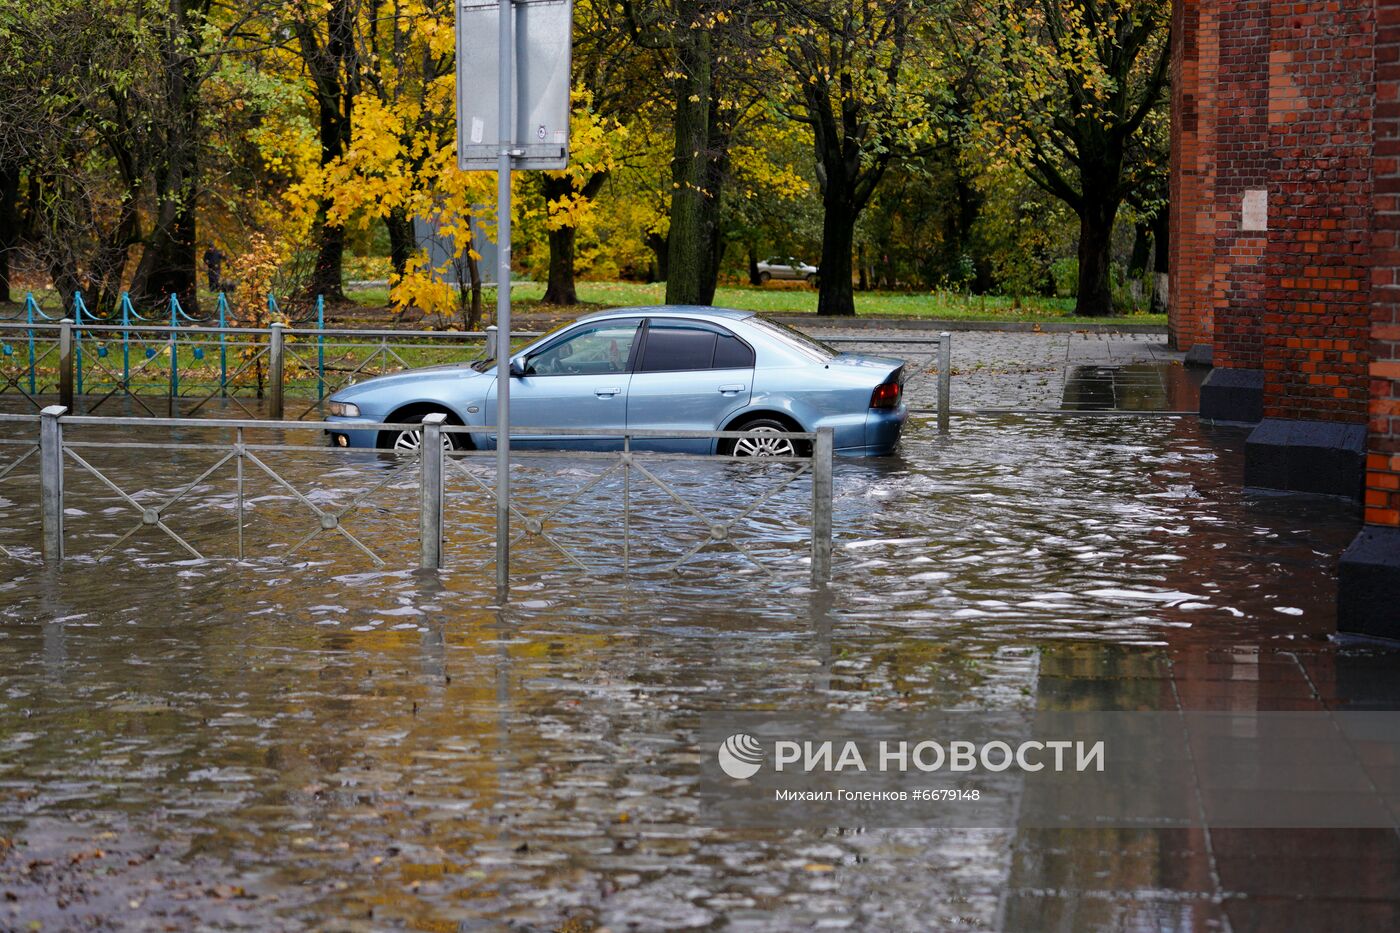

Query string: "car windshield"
[745, 316, 836, 362]
[469, 318, 578, 372]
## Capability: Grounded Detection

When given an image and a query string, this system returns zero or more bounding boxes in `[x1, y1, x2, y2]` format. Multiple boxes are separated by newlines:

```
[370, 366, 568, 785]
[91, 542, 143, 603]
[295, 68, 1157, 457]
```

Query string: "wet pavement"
[818, 328, 1188, 412]
[0, 329, 1397, 931]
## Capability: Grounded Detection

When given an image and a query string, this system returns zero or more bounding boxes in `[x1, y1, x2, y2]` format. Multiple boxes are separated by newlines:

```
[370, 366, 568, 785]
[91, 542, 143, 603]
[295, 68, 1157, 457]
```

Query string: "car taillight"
[870, 381, 901, 409]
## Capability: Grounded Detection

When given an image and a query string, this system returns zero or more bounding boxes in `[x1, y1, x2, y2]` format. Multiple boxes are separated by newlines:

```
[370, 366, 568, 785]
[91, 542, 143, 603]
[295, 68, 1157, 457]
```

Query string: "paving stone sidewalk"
[819, 327, 1186, 410]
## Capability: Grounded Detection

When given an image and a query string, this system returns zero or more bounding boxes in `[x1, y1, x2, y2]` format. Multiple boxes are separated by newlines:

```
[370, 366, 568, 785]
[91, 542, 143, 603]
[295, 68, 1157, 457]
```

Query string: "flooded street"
[4, 403, 1396, 931]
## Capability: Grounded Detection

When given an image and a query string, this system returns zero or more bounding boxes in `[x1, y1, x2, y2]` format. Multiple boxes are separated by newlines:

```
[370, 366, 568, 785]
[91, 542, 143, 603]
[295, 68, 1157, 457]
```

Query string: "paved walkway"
[819, 327, 1188, 410]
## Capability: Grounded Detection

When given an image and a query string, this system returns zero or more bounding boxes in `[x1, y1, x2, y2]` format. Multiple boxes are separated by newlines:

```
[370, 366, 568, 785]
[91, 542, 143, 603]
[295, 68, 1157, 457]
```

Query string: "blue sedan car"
[324, 307, 907, 456]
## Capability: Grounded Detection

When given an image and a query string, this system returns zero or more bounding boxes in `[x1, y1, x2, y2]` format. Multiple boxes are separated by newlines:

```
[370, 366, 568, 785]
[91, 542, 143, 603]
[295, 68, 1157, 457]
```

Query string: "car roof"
[572, 305, 756, 324]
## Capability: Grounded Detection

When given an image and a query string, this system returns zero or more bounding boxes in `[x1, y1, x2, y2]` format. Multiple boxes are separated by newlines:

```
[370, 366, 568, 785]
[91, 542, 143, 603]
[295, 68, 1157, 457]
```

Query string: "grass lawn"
[346, 279, 1166, 327]
[2, 279, 1166, 327]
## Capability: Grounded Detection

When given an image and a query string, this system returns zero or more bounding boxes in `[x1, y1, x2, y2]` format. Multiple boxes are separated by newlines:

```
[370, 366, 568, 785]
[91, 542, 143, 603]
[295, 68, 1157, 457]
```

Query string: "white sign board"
[457, 0, 573, 170]
[1242, 188, 1269, 232]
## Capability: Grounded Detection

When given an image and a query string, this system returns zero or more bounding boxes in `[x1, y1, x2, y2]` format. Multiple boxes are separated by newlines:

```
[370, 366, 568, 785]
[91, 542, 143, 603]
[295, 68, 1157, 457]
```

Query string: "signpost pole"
[494, 0, 513, 594]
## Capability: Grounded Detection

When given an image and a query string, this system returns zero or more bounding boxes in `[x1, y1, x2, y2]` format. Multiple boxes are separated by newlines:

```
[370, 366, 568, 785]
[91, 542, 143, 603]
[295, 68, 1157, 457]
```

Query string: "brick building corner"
[1170, 0, 1400, 636]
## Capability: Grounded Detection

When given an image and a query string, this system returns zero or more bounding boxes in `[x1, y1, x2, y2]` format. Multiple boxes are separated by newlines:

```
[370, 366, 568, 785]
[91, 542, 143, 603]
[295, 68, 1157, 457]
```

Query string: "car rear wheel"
[758, 271, 771, 285]
[724, 416, 809, 458]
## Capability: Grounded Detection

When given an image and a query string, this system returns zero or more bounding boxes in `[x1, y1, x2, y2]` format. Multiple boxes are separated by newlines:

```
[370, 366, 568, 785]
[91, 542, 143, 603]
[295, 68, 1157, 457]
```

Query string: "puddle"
[0, 412, 1392, 931]
[1062, 361, 1203, 411]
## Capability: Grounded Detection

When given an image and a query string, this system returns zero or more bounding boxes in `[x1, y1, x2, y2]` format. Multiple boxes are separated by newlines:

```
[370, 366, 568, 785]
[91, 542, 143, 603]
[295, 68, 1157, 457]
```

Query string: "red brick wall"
[1259, 3, 1375, 423]
[1370, 0, 1400, 527]
[1210, 0, 1272, 372]
[1169, 0, 1218, 351]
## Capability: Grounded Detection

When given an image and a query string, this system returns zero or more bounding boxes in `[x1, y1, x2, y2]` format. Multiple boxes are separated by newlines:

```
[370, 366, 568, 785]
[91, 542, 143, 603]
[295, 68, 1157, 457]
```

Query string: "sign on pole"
[457, 0, 573, 171]
[456, 0, 573, 593]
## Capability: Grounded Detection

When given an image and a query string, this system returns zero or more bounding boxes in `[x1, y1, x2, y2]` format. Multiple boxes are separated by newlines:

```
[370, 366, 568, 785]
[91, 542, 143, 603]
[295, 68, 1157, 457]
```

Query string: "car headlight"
[327, 400, 360, 417]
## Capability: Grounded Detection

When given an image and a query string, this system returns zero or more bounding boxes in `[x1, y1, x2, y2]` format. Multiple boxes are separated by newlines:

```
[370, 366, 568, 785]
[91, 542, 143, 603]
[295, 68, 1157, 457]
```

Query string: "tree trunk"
[664, 32, 712, 305]
[1074, 197, 1118, 317]
[747, 245, 761, 286]
[542, 224, 578, 305]
[0, 162, 19, 304]
[466, 240, 483, 328]
[129, 0, 202, 313]
[1151, 206, 1170, 315]
[539, 171, 605, 306]
[645, 231, 668, 282]
[856, 242, 869, 292]
[310, 213, 346, 300]
[817, 194, 856, 316]
[1127, 221, 1151, 278]
[131, 196, 198, 311]
[698, 220, 725, 306]
[695, 101, 731, 307]
[386, 208, 414, 277]
[299, 0, 357, 302]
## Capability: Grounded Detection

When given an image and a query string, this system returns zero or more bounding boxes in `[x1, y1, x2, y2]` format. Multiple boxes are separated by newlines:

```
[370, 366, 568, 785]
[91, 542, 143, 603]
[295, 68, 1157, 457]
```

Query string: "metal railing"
[0, 318, 528, 420]
[0, 317, 952, 432]
[825, 332, 952, 433]
[0, 407, 834, 583]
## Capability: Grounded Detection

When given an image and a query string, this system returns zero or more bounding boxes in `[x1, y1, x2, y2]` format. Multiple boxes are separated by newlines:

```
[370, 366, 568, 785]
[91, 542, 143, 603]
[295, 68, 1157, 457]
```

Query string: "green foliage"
[1050, 259, 1078, 299]
[0, 0, 1174, 317]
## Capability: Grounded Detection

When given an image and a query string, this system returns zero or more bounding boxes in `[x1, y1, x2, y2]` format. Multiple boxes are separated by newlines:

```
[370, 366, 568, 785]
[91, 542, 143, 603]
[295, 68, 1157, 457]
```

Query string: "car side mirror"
[508, 359, 527, 377]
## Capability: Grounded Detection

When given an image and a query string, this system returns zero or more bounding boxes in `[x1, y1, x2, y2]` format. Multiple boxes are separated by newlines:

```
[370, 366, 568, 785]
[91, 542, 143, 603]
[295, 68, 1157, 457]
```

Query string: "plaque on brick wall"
[1242, 189, 1268, 232]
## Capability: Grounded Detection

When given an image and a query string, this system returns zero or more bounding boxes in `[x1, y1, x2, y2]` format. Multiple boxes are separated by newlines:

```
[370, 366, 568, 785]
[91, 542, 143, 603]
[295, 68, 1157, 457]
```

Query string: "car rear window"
[745, 317, 836, 362]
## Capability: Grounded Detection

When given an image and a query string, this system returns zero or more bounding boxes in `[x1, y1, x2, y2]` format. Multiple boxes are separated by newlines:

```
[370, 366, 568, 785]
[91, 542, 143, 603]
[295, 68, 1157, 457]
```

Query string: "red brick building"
[1170, 0, 1400, 636]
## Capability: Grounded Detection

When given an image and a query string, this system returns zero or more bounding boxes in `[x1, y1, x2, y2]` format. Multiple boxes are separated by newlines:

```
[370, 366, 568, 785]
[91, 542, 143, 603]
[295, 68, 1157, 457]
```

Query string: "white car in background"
[756, 256, 819, 285]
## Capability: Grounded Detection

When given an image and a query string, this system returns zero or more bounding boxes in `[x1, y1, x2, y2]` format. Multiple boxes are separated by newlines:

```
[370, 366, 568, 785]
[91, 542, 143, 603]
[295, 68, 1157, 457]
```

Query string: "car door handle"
[595, 387, 622, 398]
[718, 384, 746, 394]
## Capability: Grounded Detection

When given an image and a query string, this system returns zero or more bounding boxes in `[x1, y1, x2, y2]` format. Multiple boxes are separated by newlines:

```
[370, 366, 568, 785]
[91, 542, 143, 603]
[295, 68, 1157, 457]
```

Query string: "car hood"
[333, 363, 487, 398]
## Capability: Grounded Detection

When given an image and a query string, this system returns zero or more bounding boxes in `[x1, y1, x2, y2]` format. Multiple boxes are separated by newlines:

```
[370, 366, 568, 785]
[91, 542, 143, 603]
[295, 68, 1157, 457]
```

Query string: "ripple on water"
[0, 413, 1367, 929]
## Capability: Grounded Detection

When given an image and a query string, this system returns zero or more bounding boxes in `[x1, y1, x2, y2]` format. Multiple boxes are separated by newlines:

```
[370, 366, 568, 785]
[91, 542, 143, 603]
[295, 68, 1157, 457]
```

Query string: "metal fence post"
[58, 318, 74, 411]
[26, 293, 38, 395]
[267, 322, 285, 419]
[217, 293, 228, 398]
[419, 412, 447, 570]
[315, 295, 326, 401]
[168, 294, 180, 410]
[39, 405, 66, 562]
[120, 292, 133, 390]
[938, 331, 952, 434]
[486, 325, 498, 361]
[811, 427, 833, 583]
[72, 293, 85, 396]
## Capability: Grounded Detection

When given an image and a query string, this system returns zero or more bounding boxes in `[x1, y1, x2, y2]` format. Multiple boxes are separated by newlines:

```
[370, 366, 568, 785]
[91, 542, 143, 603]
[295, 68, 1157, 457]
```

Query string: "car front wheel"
[724, 417, 809, 458]
[377, 415, 465, 452]
[381, 428, 460, 452]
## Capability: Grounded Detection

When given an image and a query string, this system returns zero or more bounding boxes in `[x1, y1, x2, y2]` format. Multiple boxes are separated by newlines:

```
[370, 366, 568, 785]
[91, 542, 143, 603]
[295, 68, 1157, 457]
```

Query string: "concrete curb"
[765, 314, 1169, 335]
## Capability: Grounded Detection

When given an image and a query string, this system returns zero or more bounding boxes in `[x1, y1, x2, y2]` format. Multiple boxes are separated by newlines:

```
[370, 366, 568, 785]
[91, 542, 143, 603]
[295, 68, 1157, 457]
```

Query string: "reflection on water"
[1061, 361, 1204, 412]
[1, 413, 1395, 931]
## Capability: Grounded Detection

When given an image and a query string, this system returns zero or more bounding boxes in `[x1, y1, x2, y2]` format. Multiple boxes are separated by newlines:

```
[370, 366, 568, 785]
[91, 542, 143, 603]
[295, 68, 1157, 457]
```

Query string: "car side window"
[524, 320, 640, 376]
[713, 332, 756, 368]
[638, 320, 756, 372]
[639, 322, 716, 372]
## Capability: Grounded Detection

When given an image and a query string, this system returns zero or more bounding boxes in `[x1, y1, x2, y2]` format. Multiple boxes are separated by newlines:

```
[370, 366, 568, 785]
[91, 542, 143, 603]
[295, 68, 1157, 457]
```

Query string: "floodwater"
[1060, 360, 1203, 412]
[1, 411, 1397, 931]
